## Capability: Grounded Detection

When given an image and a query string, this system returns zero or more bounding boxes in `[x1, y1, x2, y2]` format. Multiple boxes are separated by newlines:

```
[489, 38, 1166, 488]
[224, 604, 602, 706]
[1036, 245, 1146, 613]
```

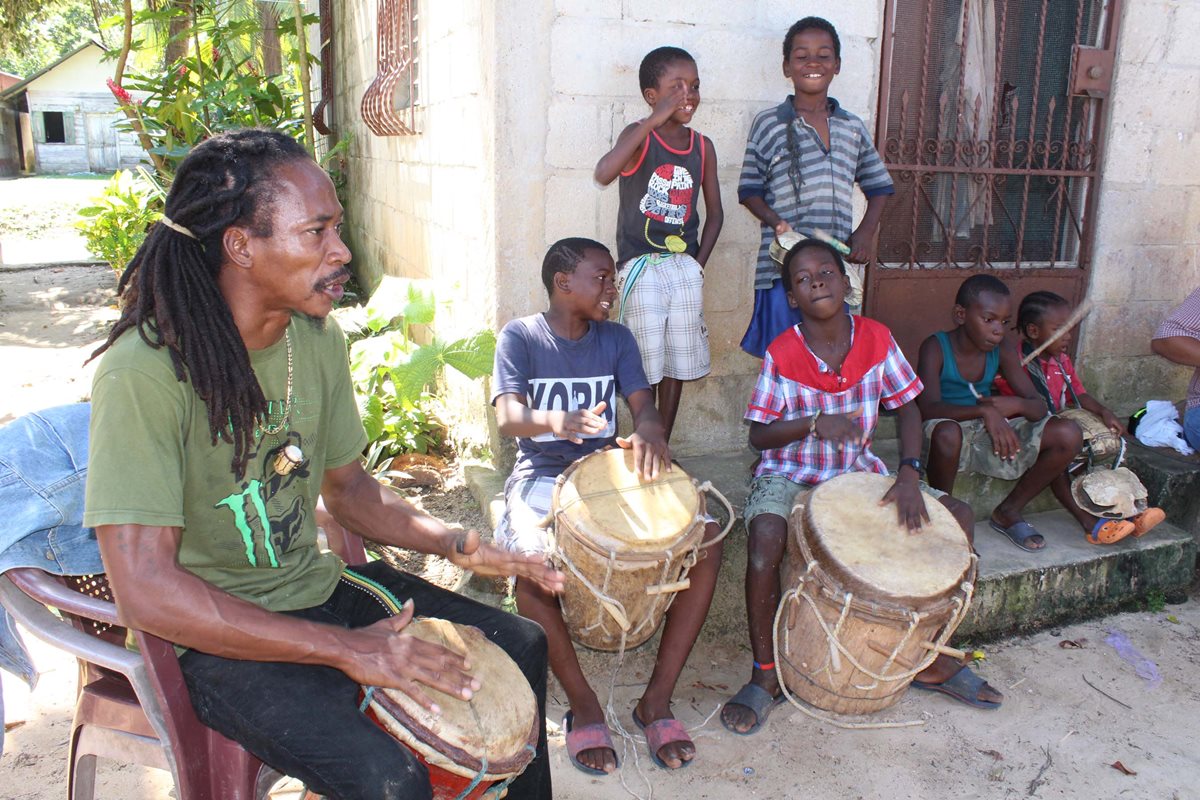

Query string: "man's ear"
[952, 303, 967, 326]
[223, 225, 254, 269]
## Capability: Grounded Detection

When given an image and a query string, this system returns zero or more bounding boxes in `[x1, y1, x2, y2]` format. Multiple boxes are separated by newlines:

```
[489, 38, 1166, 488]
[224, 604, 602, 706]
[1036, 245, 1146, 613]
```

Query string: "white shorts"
[616, 253, 710, 384]
[493, 476, 556, 556]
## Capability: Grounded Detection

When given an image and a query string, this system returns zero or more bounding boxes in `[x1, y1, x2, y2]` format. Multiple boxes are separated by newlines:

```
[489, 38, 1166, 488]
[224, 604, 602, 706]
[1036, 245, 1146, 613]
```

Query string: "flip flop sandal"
[988, 519, 1045, 552]
[910, 665, 1001, 710]
[1130, 507, 1166, 538]
[1087, 518, 1135, 545]
[632, 710, 694, 770]
[720, 682, 785, 736]
[563, 710, 618, 776]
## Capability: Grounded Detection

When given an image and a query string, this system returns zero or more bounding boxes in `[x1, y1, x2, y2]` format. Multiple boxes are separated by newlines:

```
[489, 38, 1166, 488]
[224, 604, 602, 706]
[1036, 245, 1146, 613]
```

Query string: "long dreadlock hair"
[90, 129, 312, 480]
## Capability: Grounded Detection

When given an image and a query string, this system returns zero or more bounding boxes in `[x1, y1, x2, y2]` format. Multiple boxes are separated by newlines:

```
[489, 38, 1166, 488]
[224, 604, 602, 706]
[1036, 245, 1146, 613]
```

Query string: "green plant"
[76, 167, 166, 274]
[335, 276, 496, 471]
[1146, 589, 1166, 613]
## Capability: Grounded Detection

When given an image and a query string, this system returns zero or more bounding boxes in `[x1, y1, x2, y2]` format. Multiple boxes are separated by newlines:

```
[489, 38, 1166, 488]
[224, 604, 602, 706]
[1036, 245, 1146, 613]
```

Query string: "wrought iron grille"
[874, 0, 1116, 270]
[361, 0, 420, 136]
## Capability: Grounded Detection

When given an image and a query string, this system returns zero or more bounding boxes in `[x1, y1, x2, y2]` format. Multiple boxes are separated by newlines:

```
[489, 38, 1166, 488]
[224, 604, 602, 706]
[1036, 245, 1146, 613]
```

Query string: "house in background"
[0, 41, 146, 175]
[323, 0, 1199, 460]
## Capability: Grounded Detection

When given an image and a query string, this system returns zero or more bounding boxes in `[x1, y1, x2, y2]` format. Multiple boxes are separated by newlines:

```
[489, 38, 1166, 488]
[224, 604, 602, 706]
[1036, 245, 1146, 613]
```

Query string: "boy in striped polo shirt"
[721, 240, 1003, 734]
[738, 16, 894, 358]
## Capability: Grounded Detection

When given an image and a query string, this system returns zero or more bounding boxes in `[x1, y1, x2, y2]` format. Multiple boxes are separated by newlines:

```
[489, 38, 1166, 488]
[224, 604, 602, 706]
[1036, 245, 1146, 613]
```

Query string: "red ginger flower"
[106, 77, 133, 105]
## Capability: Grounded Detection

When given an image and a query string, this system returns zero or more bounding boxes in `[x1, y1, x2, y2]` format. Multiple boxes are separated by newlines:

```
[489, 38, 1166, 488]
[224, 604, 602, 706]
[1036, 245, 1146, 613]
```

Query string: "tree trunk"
[164, 0, 191, 66]
[259, 1, 282, 76]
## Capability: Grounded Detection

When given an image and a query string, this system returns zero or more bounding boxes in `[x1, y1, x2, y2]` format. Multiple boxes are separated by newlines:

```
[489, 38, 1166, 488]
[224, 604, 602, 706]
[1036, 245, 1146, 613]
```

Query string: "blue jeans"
[178, 561, 550, 800]
[0, 404, 104, 756]
[1185, 405, 1200, 451]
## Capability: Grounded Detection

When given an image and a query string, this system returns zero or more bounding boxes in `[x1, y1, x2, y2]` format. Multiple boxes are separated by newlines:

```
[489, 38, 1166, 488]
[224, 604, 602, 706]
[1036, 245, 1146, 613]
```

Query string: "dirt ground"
[2, 201, 1199, 798]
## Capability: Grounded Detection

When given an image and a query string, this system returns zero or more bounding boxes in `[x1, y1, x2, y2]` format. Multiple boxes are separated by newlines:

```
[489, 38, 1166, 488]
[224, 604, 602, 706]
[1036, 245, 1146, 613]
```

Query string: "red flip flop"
[562, 710, 617, 776]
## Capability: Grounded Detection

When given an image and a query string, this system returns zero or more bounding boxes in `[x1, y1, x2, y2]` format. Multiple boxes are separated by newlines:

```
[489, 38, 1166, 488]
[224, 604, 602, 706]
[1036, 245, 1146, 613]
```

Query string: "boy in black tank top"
[594, 46, 724, 441]
[915, 275, 1120, 551]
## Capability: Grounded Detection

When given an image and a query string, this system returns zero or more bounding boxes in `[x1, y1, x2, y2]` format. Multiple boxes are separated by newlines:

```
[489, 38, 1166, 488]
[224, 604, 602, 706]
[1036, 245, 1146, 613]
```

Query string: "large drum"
[1058, 407, 1124, 467]
[549, 448, 732, 652]
[776, 472, 976, 715]
[362, 619, 538, 799]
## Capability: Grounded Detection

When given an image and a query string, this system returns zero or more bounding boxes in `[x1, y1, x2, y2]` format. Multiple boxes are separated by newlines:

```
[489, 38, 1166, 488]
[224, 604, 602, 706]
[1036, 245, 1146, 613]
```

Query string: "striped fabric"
[738, 96, 894, 289]
[1154, 285, 1200, 409]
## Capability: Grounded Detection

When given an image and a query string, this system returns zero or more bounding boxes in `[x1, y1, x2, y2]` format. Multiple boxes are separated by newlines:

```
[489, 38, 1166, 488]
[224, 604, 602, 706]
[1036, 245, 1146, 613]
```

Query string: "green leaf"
[441, 330, 497, 379]
[390, 344, 443, 405]
[362, 394, 384, 442]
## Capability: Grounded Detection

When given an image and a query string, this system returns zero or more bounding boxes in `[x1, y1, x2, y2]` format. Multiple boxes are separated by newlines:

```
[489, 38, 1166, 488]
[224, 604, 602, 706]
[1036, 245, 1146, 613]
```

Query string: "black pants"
[179, 562, 551, 800]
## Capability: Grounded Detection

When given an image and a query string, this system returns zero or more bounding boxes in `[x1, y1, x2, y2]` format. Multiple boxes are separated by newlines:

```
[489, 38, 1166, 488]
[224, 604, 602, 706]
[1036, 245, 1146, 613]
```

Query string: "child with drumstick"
[721, 239, 1002, 735]
[491, 238, 722, 773]
[737, 16, 894, 358]
[915, 275, 1134, 549]
[993, 290, 1164, 538]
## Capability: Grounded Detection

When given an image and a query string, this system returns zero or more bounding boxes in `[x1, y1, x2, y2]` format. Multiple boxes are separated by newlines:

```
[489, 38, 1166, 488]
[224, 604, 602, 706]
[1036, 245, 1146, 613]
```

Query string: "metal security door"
[866, 0, 1122, 360]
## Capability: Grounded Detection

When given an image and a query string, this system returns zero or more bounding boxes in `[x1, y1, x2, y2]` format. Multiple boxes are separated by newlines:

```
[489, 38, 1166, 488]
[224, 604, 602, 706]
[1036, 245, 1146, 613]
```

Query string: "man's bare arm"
[1152, 335, 1200, 368]
[97, 523, 478, 710]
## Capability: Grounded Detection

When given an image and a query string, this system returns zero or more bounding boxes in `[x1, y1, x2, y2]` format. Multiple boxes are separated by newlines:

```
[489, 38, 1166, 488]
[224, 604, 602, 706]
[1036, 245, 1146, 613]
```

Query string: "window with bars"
[361, 0, 420, 136]
[874, 0, 1110, 270]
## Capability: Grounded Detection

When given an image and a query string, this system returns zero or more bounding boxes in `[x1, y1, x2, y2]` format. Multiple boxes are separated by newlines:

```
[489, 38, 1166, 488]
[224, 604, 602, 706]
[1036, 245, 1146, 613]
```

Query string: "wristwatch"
[898, 457, 923, 475]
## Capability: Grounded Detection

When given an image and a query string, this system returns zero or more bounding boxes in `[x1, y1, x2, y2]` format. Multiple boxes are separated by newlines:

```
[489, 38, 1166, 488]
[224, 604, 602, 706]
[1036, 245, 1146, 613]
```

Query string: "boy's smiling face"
[783, 28, 840, 97]
[1026, 304, 1073, 357]
[645, 59, 701, 124]
[785, 245, 849, 319]
[955, 291, 1013, 352]
[555, 248, 618, 322]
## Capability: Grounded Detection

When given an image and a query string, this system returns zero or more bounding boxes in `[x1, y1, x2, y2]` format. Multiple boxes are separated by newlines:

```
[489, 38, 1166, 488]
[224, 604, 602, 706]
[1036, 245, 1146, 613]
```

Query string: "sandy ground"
[1, 183, 1198, 799]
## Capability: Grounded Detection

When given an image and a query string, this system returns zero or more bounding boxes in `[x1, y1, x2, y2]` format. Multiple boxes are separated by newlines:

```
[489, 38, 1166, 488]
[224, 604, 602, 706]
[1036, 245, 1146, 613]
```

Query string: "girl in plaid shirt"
[720, 240, 1003, 734]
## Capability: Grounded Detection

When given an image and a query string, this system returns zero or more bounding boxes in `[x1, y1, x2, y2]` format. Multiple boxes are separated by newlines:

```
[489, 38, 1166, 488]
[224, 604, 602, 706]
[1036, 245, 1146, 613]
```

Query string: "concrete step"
[464, 450, 1197, 646]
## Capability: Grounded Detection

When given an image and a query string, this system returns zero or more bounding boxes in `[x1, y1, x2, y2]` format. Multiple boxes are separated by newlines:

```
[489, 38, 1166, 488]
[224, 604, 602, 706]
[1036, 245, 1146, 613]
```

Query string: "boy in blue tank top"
[915, 275, 1125, 551]
[594, 46, 724, 442]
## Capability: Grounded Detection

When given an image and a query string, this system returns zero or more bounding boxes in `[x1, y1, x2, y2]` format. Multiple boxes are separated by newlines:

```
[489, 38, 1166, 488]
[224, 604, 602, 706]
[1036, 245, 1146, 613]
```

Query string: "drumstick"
[811, 227, 852, 256]
[1020, 299, 1094, 366]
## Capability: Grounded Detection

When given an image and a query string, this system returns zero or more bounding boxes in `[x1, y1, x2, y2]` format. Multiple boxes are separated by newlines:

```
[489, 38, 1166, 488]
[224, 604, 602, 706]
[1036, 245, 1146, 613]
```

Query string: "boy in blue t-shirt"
[594, 46, 724, 442]
[491, 237, 722, 774]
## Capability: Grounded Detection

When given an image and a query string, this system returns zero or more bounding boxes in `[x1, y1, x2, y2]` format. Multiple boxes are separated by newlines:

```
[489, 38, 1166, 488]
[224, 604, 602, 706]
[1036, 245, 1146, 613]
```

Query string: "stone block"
[762, 0, 883, 39]
[1082, 301, 1178, 358]
[1074, 355, 1191, 415]
[1100, 122, 1155, 184]
[1109, 63, 1200, 133]
[669, 372, 761, 457]
[546, 99, 606, 170]
[1124, 439, 1200, 537]
[1151, 130, 1200, 186]
[1165, 2, 1200, 66]
[1116, 0, 1175, 65]
[687, 29, 782, 103]
[1093, 185, 1194, 247]
[624, 0, 758, 27]
[555, 0, 622, 19]
[544, 172, 602, 247]
[549, 19, 655, 96]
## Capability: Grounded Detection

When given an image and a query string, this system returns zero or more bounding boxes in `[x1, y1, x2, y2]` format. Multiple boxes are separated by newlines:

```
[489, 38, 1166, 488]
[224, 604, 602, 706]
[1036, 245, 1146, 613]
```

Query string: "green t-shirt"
[84, 316, 369, 612]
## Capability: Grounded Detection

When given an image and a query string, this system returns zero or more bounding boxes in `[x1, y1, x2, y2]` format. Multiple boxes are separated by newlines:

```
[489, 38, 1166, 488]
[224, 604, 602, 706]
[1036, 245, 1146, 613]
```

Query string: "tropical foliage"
[76, 167, 165, 273]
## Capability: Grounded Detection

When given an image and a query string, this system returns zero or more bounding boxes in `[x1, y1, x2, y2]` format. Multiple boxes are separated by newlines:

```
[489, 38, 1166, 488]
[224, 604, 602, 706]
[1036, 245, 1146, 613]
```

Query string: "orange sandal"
[1087, 518, 1135, 545]
[1129, 507, 1165, 538]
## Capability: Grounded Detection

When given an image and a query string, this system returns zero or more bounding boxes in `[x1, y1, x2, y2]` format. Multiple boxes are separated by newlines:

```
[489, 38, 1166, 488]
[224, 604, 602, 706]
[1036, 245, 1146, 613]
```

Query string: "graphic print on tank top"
[639, 164, 695, 253]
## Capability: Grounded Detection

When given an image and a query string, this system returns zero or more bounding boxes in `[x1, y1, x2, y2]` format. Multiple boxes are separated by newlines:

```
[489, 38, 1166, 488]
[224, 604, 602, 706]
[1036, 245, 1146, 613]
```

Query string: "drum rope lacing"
[769, 554, 978, 730]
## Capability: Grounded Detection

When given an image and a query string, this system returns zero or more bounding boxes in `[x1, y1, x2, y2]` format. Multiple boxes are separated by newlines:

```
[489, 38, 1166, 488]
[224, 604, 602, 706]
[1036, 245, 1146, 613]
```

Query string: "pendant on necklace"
[273, 444, 305, 476]
[665, 235, 687, 254]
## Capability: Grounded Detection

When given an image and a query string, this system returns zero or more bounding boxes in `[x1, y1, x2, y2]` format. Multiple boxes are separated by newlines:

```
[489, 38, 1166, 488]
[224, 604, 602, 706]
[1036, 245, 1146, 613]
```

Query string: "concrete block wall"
[1077, 0, 1200, 413]
[492, 0, 886, 458]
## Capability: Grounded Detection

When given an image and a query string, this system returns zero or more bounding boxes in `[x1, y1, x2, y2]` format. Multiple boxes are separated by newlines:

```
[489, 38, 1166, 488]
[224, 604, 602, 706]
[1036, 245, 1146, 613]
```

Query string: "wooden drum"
[549, 448, 732, 652]
[362, 619, 538, 799]
[776, 472, 976, 715]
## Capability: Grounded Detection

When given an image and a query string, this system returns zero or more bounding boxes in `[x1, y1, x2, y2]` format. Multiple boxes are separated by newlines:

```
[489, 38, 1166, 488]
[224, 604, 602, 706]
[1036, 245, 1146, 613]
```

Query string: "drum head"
[370, 619, 538, 778]
[803, 473, 971, 606]
[557, 449, 700, 554]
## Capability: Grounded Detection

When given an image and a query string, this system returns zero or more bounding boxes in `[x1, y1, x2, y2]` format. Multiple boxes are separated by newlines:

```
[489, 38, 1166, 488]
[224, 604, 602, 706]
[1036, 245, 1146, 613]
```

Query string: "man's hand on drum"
[342, 599, 480, 715]
[446, 528, 566, 595]
[813, 409, 864, 452]
[881, 473, 931, 533]
[616, 427, 671, 481]
[551, 402, 609, 443]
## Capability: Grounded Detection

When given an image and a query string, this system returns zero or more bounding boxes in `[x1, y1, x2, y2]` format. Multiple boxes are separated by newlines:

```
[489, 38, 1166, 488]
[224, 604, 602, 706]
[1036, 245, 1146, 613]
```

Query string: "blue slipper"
[911, 666, 1002, 710]
[989, 519, 1045, 552]
[720, 682, 785, 736]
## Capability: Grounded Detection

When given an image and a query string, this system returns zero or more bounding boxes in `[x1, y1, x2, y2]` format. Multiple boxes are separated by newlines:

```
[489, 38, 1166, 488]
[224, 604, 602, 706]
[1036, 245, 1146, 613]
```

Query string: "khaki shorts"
[922, 415, 1050, 480]
[743, 473, 947, 525]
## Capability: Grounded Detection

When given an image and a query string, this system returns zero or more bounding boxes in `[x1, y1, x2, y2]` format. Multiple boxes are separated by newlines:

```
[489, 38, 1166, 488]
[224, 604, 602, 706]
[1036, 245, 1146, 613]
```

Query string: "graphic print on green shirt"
[84, 316, 369, 613]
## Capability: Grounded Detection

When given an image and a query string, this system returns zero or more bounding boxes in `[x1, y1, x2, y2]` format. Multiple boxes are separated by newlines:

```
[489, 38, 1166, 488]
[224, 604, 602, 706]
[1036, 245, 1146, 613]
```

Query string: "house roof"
[0, 41, 105, 101]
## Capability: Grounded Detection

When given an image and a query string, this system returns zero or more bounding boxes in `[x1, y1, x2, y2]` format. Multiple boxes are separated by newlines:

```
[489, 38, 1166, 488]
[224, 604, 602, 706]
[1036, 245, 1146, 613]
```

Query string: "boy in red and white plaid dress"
[720, 239, 1003, 735]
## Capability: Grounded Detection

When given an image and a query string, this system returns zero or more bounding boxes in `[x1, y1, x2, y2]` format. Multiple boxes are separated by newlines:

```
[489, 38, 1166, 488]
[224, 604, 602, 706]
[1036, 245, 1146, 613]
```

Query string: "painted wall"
[1077, 0, 1200, 412]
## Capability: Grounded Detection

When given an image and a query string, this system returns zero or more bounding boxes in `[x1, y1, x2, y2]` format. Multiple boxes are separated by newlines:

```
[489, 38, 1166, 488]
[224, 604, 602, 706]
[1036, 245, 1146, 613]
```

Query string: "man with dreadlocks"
[82, 129, 561, 800]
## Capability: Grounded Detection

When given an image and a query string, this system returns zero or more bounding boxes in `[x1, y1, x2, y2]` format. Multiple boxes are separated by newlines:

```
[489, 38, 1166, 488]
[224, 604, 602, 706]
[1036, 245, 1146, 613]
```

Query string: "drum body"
[363, 619, 538, 799]
[552, 448, 707, 651]
[777, 473, 975, 715]
[1058, 408, 1122, 465]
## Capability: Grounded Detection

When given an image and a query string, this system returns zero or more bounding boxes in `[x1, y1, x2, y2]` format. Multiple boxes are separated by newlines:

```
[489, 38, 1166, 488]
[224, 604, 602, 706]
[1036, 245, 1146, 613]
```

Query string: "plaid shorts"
[493, 476, 556, 556]
[922, 415, 1051, 480]
[616, 252, 710, 384]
